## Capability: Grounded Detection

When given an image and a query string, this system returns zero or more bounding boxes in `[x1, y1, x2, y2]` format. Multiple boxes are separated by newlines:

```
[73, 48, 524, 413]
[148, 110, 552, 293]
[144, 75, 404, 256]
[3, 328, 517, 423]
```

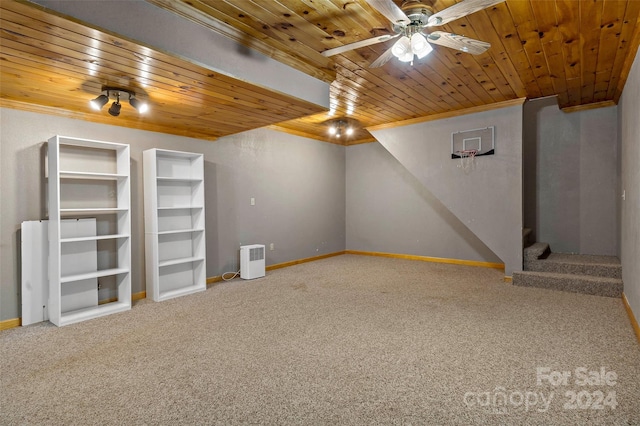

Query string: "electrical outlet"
[270, 243, 274, 251]
[250, 197, 255, 206]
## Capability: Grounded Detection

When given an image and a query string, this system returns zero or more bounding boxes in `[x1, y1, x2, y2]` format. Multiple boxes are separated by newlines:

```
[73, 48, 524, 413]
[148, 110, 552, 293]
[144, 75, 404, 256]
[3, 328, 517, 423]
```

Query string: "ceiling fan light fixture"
[328, 126, 337, 136]
[411, 33, 433, 59]
[391, 36, 411, 59]
[411, 33, 427, 52]
[346, 127, 354, 136]
[398, 52, 414, 62]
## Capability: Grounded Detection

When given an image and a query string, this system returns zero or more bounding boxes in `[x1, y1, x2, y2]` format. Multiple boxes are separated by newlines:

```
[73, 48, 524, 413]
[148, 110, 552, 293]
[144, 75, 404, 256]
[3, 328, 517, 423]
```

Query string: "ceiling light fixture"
[391, 28, 433, 65]
[90, 87, 149, 116]
[327, 120, 354, 138]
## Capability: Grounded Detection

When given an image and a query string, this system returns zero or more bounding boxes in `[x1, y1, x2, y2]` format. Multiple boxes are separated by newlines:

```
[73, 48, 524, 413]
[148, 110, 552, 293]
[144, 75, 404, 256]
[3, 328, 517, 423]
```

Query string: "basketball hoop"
[451, 126, 494, 172]
[456, 149, 477, 172]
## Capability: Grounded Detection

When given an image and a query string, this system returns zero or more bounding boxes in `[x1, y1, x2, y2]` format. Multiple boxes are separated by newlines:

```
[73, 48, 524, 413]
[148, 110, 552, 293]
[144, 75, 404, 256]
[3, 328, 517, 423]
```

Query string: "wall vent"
[240, 244, 265, 280]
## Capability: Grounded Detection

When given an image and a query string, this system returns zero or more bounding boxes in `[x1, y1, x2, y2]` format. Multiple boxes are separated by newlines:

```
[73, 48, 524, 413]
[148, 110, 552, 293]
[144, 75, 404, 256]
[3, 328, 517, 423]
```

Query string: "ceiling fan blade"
[365, 0, 411, 25]
[322, 34, 399, 57]
[369, 45, 396, 68]
[427, 0, 506, 27]
[427, 31, 491, 55]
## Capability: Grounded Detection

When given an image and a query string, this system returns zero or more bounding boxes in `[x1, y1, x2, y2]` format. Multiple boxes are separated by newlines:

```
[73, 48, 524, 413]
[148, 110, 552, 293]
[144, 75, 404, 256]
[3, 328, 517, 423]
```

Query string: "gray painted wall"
[205, 128, 346, 275]
[369, 105, 524, 276]
[0, 109, 345, 321]
[523, 98, 618, 255]
[346, 142, 501, 263]
[3, 84, 636, 324]
[619, 49, 640, 322]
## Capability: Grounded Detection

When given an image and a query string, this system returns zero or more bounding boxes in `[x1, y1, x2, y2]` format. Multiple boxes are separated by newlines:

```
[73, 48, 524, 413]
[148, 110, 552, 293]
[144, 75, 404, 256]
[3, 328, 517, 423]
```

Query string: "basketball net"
[456, 149, 477, 173]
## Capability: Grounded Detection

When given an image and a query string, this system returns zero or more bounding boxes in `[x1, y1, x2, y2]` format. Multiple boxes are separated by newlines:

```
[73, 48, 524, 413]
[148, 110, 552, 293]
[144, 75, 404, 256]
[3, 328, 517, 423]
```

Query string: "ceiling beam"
[28, 0, 331, 109]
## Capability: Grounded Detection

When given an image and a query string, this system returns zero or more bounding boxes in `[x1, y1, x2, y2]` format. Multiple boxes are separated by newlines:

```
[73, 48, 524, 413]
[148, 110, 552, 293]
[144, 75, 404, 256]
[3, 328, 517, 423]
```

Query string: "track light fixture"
[90, 87, 148, 116]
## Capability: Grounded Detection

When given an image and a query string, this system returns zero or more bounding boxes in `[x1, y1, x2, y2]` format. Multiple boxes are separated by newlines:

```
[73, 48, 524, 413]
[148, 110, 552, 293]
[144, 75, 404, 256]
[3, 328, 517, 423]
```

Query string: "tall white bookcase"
[48, 136, 131, 326]
[143, 149, 206, 302]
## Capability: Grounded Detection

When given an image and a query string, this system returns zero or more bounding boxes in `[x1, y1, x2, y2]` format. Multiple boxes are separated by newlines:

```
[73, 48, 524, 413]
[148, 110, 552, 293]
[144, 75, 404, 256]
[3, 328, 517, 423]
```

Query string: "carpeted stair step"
[512, 270, 622, 298]
[523, 242, 550, 262]
[524, 253, 621, 279]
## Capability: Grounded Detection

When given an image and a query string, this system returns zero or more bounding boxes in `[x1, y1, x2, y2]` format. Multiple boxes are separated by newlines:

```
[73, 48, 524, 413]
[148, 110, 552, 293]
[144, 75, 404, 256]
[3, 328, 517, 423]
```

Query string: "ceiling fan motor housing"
[401, 1, 434, 25]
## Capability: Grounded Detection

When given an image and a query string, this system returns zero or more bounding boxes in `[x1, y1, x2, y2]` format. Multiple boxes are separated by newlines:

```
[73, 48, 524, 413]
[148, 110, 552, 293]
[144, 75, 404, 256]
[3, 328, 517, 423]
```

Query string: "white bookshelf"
[143, 149, 206, 302]
[48, 136, 131, 326]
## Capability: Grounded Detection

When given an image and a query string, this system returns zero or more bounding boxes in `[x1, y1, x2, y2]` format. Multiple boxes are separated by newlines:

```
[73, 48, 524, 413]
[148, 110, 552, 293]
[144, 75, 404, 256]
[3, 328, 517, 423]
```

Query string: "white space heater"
[240, 244, 265, 280]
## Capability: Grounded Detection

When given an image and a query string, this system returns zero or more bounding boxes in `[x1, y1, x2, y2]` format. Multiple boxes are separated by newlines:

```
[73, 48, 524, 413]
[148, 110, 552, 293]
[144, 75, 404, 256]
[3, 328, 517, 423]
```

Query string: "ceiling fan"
[321, 0, 506, 67]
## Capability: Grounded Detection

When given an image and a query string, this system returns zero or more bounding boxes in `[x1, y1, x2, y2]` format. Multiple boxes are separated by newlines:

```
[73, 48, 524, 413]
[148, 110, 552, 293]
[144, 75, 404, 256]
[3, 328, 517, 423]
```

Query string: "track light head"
[108, 101, 122, 117]
[89, 94, 109, 111]
[129, 96, 148, 114]
[108, 92, 121, 116]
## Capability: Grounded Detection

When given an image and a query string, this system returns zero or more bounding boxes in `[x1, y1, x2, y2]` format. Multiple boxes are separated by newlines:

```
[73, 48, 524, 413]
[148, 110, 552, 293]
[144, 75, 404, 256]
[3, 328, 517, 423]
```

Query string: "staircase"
[513, 241, 623, 298]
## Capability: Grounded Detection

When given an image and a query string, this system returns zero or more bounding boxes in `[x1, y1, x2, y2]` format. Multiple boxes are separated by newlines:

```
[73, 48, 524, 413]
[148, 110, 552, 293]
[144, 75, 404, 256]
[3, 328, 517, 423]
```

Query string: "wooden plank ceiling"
[1, 0, 639, 145]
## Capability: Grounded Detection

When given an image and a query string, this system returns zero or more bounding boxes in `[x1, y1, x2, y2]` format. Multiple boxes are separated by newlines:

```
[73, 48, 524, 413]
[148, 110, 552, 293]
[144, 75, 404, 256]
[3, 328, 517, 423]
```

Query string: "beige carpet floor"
[1, 254, 639, 425]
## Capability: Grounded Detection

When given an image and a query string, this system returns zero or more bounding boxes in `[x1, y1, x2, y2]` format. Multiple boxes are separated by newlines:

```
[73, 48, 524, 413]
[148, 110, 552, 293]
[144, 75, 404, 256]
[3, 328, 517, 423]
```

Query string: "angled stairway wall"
[345, 142, 502, 264]
[368, 102, 524, 276]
